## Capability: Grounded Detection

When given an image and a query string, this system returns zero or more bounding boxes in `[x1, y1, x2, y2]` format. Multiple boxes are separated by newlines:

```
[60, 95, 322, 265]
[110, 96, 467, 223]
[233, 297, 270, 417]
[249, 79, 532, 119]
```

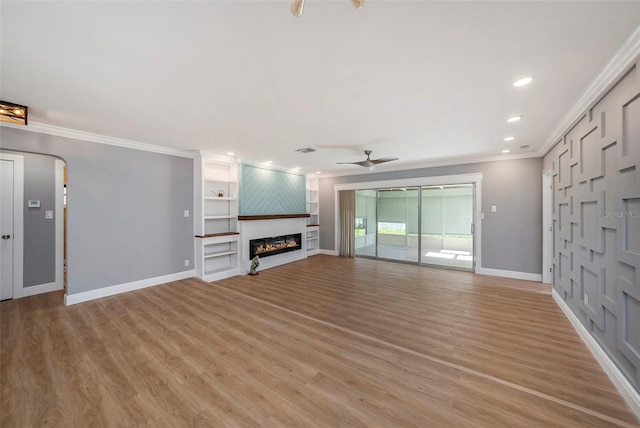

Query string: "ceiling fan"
[291, 0, 365, 17]
[337, 150, 399, 170]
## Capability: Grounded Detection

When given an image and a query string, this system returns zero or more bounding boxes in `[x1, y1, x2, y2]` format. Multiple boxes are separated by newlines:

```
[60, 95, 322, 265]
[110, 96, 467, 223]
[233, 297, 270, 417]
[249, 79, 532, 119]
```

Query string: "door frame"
[335, 173, 483, 272]
[55, 159, 65, 291]
[0, 152, 24, 299]
[542, 170, 554, 284]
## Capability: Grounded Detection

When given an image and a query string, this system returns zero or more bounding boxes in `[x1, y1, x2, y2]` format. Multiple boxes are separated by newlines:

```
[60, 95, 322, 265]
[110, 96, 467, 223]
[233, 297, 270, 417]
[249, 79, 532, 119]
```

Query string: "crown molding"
[540, 25, 640, 157]
[319, 152, 540, 179]
[0, 121, 197, 158]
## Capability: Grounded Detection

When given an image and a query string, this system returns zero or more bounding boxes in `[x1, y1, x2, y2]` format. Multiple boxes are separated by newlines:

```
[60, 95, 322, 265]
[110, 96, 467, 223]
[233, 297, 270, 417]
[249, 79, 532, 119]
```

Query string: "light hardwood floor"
[1, 255, 638, 427]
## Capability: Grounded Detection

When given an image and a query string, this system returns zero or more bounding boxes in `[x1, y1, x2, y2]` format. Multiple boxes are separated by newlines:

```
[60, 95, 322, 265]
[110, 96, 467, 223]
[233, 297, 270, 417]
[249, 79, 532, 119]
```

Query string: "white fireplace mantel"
[238, 217, 308, 274]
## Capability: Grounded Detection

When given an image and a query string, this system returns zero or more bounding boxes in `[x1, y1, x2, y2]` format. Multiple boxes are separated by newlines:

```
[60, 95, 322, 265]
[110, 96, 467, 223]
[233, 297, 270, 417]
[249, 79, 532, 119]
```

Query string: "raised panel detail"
[624, 292, 640, 356]
[581, 201, 598, 241]
[558, 149, 571, 189]
[624, 198, 640, 255]
[579, 126, 602, 181]
[547, 63, 640, 394]
[621, 92, 640, 170]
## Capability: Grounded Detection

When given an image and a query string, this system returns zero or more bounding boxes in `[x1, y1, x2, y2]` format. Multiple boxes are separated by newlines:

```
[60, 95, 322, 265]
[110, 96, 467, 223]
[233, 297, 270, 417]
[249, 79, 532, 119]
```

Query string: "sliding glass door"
[354, 183, 475, 271]
[376, 188, 419, 262]
[420, 184, 474, 269]
[355, 190, 376, 257]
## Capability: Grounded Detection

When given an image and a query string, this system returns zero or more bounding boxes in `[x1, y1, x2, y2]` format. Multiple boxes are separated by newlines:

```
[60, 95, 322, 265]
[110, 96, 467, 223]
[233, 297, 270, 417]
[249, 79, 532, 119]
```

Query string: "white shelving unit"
[306, 176, 320, 256]
[195, 155, 240, 281]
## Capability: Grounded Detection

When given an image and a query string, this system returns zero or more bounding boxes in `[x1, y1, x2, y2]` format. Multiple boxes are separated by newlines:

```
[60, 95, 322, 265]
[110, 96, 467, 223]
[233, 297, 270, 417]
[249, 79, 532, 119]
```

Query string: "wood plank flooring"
[1, 255, 638, 427]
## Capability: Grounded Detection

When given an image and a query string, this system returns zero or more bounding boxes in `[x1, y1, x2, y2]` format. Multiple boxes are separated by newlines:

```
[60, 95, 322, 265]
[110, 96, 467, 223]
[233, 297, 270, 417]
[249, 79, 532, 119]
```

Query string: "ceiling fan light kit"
[291, 0, 364, 17]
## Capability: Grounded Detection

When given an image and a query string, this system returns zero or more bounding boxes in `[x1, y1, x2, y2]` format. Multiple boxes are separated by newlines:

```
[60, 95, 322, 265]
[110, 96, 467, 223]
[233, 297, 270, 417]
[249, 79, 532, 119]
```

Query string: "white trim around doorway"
[0, 152, 24, 299]
[55, 159, 65, 293]
[542, 170, 554, 284]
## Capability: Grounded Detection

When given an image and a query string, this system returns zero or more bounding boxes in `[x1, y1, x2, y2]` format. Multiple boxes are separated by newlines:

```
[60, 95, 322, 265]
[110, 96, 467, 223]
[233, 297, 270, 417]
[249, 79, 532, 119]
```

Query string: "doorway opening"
[0, 151, 66, 300]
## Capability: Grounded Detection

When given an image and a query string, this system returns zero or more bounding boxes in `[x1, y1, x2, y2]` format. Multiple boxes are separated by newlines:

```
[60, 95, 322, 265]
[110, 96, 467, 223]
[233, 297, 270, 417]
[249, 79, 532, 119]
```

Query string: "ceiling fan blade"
[336, 160, 375, 167]
[337, 151, 396, 168]
[351, 0, 365, 10]
[291, 0, 304, 17]
[371, 157, 399, 164]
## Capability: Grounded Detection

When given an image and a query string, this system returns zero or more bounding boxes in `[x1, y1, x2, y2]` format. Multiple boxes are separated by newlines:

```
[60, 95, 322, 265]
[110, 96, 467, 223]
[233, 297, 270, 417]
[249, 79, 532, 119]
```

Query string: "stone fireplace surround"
[238, 215, 308, 274]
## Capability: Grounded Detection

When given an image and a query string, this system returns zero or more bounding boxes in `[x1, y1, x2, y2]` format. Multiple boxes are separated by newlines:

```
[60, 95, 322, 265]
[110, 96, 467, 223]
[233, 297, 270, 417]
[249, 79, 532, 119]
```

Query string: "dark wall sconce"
[0, 100, 28, 125]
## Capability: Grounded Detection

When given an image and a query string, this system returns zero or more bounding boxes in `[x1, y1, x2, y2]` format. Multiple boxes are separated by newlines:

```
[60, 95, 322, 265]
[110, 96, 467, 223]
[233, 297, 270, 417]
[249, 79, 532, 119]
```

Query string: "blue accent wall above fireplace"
[239, 164, 306, 215]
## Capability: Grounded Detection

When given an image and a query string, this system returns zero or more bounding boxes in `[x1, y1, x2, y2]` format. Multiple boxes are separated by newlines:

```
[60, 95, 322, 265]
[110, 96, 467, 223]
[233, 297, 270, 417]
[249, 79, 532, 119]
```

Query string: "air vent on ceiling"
[296, 147, 316, 153]
[520, 145, 530, 149]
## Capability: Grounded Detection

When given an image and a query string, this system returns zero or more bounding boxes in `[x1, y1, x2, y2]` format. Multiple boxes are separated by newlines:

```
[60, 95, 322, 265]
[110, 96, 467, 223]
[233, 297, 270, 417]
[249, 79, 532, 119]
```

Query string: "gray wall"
[320, 157, 543, 274]
[23, 152, 57, 287]
[543, 58, 640, 392]
[1, 127, 194, 296]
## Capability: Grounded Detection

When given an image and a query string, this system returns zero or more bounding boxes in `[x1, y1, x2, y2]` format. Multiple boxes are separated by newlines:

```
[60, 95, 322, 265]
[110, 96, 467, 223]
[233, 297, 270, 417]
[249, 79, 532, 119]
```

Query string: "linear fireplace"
[249, 233, 302, 260]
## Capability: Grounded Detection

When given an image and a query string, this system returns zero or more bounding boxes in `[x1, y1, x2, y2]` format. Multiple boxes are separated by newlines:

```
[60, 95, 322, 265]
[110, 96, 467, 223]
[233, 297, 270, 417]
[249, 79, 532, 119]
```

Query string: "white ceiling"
[2, 1, 639, 175]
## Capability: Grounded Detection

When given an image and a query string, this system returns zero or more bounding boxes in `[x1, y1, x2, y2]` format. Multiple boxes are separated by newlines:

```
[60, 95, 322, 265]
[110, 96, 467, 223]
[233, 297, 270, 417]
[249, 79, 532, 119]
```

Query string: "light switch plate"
[184, 210, 190, 218]
[491, 205, 497, 213]
[45, 210, 54, 219]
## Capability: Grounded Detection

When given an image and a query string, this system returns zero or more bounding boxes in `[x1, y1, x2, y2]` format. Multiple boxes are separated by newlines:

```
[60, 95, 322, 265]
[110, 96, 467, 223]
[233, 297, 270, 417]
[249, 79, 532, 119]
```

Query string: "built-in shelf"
[204, 267, 237, 277]
[195, 155, 239, 282]
[204, 250, 238, 259]
[204, 196, 237, 201]
[306, 176, 320, 256]
[195, 232, 239, 239]
[204, 178, 235, 184]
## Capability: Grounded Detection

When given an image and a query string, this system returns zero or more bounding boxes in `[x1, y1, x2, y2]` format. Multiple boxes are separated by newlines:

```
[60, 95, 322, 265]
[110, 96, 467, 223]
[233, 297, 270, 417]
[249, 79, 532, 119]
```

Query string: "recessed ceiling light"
[513, 76, 534, 87]
[316, 171, 321, 174]
[227, 152, 235, 156]
[502, 149, 511, 154]
[504, 136, 515, 142]
[294, 167, 301, 171]
[264, 161, 272, 165]
[507, 116, 522, 123]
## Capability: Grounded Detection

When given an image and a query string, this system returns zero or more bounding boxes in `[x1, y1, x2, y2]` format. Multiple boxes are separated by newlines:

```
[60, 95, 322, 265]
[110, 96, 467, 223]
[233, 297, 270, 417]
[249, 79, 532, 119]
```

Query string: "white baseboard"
[64, 270, 195, 306]
[553, 289, 640, 419]
[475, 267, 542, 282]
[319, 249, 339, 256]
[21, 281, 63, 297]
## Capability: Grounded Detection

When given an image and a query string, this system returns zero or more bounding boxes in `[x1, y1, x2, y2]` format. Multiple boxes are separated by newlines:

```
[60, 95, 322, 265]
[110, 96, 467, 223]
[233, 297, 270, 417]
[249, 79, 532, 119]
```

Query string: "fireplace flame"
[255, 239, 299, 255]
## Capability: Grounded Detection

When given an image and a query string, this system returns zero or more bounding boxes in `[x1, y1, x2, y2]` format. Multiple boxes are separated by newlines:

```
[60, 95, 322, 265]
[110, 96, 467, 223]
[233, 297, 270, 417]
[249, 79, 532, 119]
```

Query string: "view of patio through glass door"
[354, 184, 474, 270]
[420, 184, 474, 269]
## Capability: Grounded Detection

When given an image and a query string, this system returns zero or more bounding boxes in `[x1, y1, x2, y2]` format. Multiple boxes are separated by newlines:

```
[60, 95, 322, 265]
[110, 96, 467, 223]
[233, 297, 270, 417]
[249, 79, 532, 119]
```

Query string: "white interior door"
[1, 159, 14, 300]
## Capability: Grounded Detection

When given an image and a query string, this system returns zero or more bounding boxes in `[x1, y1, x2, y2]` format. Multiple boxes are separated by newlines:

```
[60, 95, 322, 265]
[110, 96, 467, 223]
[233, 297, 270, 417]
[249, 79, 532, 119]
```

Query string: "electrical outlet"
[184, 259, 190, 267]
[184, 210, 190, 218]
[583, 293, 589, 306]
